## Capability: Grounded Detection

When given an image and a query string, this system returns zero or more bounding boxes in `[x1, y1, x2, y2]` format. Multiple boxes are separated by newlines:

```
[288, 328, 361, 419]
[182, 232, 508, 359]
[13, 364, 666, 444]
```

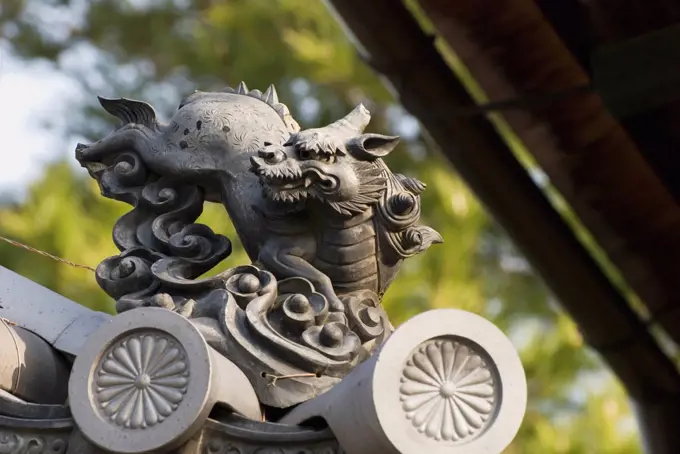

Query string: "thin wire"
[0, 235, 96, 272]
[262, 372, 317, 387]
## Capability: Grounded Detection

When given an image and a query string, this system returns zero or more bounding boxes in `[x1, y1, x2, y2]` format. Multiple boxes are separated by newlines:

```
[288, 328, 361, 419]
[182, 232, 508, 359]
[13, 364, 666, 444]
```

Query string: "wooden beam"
[417, 0, 680, 363]
[324, 0, 680, 401]
[593, 23, 680, 118]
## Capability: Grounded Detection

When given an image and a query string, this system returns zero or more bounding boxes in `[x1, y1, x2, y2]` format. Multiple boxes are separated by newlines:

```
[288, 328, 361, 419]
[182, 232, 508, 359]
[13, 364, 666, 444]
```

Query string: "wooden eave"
[415, 0, 680, 351]
[321, 6, 680, 451]
[325, 0, 680, 450]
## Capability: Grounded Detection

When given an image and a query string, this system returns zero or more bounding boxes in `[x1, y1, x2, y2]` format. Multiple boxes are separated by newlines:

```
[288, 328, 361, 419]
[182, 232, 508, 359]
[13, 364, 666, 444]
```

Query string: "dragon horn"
[329, 103, 371, 134]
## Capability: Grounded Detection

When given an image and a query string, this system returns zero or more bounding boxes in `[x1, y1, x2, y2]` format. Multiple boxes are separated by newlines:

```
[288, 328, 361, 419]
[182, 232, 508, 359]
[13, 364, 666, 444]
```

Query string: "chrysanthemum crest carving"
[95, 332, 190, 429]
[399, 338, 498, 442]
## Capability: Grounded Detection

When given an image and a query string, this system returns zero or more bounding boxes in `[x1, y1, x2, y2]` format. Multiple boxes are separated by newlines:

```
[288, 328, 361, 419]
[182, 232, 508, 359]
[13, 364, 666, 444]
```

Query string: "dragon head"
[250, 104, 400, 216]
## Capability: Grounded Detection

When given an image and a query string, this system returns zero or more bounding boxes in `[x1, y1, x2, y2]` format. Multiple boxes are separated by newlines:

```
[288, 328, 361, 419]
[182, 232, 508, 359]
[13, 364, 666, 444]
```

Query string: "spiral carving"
[344, 290, 388, 343]
[76, 88, 444, 409]
[85, 152, 232, 314]
[95, 249, 162, 301]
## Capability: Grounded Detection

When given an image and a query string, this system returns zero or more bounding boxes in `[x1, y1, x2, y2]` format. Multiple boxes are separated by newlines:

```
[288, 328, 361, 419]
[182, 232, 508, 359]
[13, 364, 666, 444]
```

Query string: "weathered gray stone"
[74, 84, 442, 407]
[177, 414, 342, 454]
[0, 322, 70, 405]
[0, 266, 112, 357]
[281, 309, 527, 454]
[0, 413, 73, 453]
[69, 307, 261, 454]
[0, 82, 527, 454]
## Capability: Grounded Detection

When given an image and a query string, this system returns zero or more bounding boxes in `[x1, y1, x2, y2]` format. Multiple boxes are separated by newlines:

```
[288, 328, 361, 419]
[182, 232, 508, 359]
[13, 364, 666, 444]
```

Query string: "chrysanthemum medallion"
[399, 337, 498, 443]
[94, 331, 190, 429]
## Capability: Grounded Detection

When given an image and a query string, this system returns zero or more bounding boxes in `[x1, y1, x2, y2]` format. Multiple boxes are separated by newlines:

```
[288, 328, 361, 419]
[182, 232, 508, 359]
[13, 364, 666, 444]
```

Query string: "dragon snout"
[258, 148, 285, 164]
[75, 143, 89, 160]
[75, 140, 113, 164]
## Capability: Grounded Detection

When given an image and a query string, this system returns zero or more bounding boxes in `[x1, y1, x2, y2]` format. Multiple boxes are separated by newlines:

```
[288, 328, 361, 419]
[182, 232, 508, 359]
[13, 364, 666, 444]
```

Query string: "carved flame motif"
[399, 338, 497, 442]
[95, 332, 190, 429]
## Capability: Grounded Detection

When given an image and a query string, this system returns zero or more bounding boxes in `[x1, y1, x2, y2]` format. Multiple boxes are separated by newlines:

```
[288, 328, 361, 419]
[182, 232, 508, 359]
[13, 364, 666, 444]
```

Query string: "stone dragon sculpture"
[0, 80, 526, 454]
[250, 103, 442, 310]
[75, 82, 442, 407]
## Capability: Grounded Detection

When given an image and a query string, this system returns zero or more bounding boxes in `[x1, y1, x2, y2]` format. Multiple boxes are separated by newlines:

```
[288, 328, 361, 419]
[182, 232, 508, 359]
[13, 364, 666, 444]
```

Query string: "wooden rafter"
[324, 0, 680, 408]
[417, 0, 680, 353]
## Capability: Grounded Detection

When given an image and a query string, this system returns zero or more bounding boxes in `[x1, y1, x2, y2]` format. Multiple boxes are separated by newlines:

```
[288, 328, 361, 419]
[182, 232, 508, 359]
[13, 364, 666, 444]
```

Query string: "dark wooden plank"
[325, 0, 680, 401]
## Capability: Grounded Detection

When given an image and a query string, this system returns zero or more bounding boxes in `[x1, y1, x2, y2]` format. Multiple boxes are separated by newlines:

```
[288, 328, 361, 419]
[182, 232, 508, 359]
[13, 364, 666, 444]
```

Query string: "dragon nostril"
[264, 149, 285, 164]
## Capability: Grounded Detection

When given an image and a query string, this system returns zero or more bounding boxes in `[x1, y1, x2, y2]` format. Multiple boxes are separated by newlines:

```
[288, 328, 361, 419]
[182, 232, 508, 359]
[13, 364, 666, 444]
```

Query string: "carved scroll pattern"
[0, 431, 68, 454]
[90, 151, 232, 314]
[85, 152, 391, 392]
[76, 85, 441, 406]
[201, 436, 343, 454]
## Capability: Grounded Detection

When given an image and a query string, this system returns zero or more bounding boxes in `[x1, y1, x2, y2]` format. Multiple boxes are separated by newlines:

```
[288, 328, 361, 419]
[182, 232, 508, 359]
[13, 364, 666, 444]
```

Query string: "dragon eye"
[298, 149, 312, 160]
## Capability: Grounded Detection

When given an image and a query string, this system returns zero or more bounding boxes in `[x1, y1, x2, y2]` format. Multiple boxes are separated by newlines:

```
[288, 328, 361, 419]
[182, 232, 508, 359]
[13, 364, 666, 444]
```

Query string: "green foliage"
[0, 0, 640, 451]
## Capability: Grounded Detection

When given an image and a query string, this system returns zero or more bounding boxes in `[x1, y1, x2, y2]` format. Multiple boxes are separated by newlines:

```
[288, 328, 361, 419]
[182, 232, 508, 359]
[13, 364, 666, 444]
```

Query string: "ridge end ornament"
[0, 83, 527, 454]
[75, 83, 443, 407]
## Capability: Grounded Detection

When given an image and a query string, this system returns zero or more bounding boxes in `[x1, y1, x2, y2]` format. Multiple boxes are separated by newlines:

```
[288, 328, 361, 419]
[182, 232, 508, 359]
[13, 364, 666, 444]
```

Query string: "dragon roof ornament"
[0, 82, 526, 454]
[74, 82, 444, 407]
